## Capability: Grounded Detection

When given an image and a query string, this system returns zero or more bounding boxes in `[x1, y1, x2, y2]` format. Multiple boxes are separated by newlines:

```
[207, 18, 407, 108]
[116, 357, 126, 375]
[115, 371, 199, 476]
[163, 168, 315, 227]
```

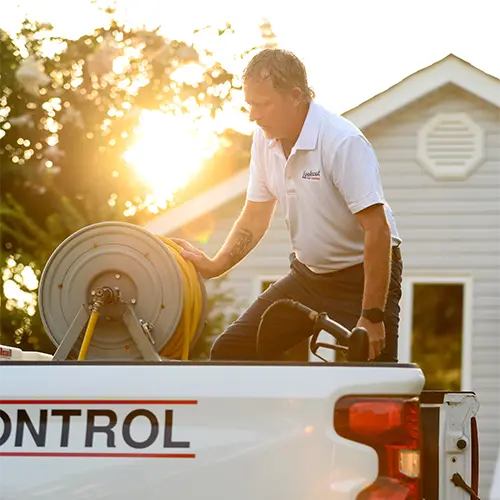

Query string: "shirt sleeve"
[331, 134, 385, 214]
[246, 131, 275, 202]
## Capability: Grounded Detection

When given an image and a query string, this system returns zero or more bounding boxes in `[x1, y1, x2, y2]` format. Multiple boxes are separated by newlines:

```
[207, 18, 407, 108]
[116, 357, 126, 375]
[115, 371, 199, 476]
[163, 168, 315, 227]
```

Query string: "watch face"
[364, 308, 384, 323]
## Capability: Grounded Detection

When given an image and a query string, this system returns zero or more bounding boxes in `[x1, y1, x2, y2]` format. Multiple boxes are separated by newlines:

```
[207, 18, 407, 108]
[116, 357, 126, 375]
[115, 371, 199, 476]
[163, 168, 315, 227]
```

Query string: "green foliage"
[0, 16, 240, 351]
[0, 191, 117, 352]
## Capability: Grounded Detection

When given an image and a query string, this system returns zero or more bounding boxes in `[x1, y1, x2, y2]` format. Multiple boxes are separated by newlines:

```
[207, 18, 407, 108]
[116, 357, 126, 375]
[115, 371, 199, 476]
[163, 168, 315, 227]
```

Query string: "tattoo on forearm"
[228, 228, 253, 263]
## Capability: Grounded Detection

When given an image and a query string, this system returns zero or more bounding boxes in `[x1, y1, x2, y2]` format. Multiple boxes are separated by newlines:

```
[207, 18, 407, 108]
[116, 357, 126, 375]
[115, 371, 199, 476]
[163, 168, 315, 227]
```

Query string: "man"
[173, 48, 403, 362]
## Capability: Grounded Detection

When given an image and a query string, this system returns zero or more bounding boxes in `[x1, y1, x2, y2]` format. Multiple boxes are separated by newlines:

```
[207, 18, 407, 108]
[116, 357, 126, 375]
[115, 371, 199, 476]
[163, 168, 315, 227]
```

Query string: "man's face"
[244, 76, 299, 140]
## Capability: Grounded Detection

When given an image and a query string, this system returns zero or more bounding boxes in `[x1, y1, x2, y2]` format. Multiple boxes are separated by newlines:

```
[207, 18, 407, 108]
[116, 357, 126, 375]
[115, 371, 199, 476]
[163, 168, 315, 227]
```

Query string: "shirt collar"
[267, 102, 320, 151]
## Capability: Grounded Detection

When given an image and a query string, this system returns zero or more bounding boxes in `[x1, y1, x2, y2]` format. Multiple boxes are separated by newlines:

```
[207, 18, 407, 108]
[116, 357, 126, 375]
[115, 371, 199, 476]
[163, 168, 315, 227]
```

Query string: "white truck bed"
[0, 361, 424, 500]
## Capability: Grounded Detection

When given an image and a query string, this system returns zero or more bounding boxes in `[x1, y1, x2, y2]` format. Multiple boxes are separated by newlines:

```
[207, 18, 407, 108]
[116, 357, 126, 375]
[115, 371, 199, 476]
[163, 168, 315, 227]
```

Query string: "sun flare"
[124, 110, 219, 206]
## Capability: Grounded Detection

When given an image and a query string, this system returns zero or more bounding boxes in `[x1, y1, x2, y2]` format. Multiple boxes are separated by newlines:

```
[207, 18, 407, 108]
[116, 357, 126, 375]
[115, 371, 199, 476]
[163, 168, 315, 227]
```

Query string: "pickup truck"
[0, 328, 480, 500]
[0, 221, 482, 499]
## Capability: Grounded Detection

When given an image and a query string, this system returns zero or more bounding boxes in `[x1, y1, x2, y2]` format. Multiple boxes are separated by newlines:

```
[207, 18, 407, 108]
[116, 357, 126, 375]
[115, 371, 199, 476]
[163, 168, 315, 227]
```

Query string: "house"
[147, 54, 500, 495]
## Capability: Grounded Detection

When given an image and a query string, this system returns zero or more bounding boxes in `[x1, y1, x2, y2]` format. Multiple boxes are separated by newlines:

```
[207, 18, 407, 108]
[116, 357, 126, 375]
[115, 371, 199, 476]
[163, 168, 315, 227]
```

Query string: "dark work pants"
[209, 247, 403, 362]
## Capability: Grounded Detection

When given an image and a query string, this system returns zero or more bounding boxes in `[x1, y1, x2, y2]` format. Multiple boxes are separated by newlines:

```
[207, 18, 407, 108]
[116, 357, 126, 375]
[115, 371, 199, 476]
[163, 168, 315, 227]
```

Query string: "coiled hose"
[77, 236, 204, 361]
[156, 235, 204, 360]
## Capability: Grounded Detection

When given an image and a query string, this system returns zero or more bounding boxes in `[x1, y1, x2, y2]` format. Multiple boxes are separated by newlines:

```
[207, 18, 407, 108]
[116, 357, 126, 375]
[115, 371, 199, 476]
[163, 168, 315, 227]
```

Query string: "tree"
[174, 128, 252, 204]
[259, 18, 278, 49]
[0, 16, 238, 351]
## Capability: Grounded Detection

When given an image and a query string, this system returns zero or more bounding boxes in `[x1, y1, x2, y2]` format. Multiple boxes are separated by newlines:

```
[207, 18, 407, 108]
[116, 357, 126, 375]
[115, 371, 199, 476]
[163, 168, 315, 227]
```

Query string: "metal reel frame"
[39, 221, 208, 361]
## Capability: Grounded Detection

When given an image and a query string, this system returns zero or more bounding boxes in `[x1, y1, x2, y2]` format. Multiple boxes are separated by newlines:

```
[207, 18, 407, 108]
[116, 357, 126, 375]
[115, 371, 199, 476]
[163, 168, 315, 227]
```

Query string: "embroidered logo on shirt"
[302, 169, 321, 181]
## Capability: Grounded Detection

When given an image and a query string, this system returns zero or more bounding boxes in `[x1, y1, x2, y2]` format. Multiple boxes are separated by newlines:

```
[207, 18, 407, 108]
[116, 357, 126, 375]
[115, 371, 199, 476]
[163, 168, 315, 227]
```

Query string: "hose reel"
[38, 221, 208, 361]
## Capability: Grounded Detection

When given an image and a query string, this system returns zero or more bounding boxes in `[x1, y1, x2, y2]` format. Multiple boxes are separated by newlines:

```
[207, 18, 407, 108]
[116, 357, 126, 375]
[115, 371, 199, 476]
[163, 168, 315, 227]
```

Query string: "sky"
[3, 0, 500, 116]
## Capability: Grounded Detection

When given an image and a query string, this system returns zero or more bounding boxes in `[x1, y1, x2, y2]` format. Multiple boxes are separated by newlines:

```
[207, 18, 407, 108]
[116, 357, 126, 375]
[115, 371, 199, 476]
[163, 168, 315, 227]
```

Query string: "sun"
[124, 110, 219, 206]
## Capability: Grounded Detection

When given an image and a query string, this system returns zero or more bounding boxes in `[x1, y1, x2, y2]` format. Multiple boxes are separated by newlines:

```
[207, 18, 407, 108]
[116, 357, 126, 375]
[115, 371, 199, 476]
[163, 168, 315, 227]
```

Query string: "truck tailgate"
[421, 390, 480, 500]
[0, 362, 424, 500]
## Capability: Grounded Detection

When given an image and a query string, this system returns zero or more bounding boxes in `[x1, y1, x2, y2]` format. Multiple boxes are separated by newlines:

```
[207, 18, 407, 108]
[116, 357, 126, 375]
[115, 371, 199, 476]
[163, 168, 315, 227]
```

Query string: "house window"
[257, 277, 310, 362]
[400, 277, 472, 391]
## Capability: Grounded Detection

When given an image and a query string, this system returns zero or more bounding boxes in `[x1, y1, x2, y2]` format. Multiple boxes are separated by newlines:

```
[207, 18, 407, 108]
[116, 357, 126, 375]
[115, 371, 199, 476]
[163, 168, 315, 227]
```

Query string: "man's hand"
[170, 238, 221, 279]
[356, 317, 386, 360]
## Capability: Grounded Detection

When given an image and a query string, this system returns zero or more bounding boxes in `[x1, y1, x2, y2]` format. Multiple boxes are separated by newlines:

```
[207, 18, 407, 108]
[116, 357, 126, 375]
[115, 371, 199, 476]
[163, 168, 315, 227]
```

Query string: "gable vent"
[417, 112, 485, 180]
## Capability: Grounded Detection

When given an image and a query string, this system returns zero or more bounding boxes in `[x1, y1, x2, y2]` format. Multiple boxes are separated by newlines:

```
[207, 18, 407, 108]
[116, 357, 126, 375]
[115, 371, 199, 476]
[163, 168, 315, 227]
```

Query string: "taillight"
[334, 396, 421, 500]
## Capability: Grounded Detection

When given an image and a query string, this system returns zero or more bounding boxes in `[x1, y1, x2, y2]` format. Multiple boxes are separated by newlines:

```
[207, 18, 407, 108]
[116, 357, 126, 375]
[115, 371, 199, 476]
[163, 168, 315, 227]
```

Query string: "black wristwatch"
[361, 308, 385, 323]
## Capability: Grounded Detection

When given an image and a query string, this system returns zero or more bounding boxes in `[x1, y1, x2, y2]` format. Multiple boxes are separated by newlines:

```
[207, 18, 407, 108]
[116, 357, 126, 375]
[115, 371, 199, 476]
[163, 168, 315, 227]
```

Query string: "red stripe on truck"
[0, 400, 198, 405]
[0, 452, 195, 458]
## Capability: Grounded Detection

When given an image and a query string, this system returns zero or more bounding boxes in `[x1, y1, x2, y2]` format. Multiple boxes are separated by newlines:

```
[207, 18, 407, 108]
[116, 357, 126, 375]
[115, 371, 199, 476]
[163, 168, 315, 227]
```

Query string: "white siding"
[365, 84, 500, 496]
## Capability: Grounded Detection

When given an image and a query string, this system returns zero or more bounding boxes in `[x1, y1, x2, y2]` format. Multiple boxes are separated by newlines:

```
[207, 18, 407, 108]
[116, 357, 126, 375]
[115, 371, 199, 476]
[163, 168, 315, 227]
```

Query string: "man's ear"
[291, 87, 303, 106]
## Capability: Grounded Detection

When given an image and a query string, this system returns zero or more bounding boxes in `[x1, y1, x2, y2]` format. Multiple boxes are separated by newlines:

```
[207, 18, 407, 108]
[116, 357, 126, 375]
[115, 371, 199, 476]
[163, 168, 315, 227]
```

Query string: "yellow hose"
[77, 236, 204, 361]
[78, 310, 100, 360]
[156, 236, 204, 361]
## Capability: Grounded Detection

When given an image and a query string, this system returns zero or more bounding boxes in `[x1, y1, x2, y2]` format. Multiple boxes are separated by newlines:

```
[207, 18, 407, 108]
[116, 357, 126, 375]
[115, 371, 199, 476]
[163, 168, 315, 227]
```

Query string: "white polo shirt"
[246, 102, 402, 273]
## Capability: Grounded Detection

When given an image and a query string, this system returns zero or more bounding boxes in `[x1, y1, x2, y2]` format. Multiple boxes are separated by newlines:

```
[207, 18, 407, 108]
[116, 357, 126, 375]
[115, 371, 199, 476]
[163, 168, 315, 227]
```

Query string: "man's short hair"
[243, 48, 315, 102]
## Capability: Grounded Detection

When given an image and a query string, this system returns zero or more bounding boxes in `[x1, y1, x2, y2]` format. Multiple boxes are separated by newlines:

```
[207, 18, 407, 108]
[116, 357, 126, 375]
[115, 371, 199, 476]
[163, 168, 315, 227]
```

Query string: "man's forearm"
[212, 212, 268, 276]
[362, 226, 392, 310]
